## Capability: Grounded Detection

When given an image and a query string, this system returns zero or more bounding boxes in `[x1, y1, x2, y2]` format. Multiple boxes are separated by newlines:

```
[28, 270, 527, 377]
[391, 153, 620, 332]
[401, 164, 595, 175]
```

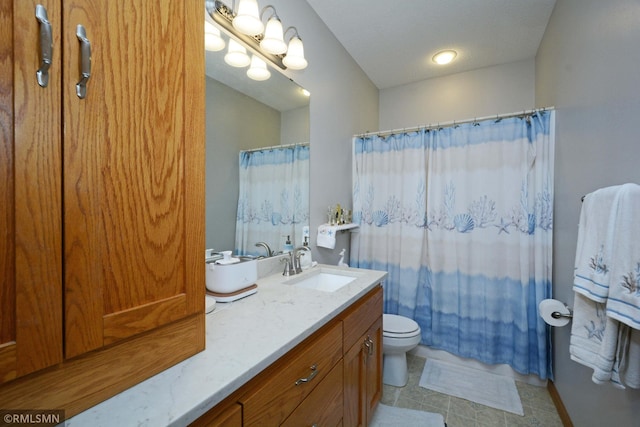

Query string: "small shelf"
[319, 223, 359, 232]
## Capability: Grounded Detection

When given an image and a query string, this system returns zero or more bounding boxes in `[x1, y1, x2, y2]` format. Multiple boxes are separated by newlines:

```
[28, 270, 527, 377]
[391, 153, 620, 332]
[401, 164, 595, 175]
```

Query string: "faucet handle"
[282, 254, 297, 276]
[293, 253, 303, 274]
[281, 257, 290, 276]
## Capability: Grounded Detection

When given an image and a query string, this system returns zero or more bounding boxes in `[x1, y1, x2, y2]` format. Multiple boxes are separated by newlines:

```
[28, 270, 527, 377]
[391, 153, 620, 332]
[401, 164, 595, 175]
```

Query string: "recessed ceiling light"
[432, 50, 457, 65]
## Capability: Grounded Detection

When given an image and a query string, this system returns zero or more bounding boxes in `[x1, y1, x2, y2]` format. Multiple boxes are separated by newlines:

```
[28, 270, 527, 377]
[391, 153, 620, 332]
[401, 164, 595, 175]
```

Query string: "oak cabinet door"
[0, 0, 64, 385]
[62, 0, 203, 358]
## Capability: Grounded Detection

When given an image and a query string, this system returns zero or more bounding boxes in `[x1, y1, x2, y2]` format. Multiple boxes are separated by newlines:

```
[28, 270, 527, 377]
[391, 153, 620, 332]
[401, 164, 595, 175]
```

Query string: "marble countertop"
[66, 263, 387, 427]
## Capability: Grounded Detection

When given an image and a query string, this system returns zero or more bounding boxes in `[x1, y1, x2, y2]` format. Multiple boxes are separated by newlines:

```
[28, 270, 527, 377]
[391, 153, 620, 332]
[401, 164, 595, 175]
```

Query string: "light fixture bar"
[206, 0, 287, 70]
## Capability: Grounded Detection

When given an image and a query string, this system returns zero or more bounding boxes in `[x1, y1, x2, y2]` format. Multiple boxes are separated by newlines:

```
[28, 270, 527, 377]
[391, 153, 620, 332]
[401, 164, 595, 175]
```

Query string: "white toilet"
[382, 314, 422, 387]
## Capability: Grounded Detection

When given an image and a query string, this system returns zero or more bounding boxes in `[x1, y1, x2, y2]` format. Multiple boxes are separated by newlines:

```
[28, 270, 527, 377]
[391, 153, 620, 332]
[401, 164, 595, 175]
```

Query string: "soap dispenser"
[283, 235, 294, 253]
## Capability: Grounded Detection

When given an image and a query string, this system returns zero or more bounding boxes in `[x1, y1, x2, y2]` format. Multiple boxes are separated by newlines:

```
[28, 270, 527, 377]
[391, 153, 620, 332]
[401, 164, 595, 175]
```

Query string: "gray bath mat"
[419, 358, 524, 415]
[370, 403, 445, 427]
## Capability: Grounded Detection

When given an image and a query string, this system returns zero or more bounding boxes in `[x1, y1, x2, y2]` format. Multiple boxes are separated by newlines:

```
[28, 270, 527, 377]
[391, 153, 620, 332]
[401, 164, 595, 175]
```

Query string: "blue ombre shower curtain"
[352, 111, 555, 379]
[235, 143, 309, 256]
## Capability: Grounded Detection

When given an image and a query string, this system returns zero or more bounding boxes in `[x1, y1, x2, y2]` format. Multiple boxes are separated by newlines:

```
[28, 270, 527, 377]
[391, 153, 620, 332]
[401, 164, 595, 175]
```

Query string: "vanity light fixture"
[224, 39, 251, 67]
[432, 49, 457, 65]
[247, 55, 271, 81]
[205, 21, 225, 52]
[283, 27, 307, 70]
[233, 0, 263, 35]
[260, 7, 287, 55]
[205, 0, 308, 71]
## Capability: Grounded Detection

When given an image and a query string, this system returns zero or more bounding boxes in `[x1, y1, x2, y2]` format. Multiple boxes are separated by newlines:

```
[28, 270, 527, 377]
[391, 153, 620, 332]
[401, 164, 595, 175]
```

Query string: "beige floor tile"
[382, 355, 562, 427]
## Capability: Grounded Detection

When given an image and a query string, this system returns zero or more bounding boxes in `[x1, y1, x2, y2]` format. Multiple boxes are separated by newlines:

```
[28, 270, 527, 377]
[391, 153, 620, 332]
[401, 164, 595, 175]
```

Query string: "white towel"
[593, 323, 640, 389]
[619, 329, 640, 388]
[605, 183, 640, 329]
[316, 224, 337, 249]
[570, 293, 608, 371]
[573, 186, 622, 302]
[590, 316, 624, 388]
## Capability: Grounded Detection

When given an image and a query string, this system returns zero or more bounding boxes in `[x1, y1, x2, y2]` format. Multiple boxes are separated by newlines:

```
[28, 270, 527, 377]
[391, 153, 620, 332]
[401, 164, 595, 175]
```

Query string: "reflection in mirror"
[205, 19, 310, 258]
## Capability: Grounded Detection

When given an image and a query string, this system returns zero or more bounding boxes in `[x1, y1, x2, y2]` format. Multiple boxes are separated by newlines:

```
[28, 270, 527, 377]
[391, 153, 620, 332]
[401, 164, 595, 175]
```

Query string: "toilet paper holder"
[551, 310, 573, 320]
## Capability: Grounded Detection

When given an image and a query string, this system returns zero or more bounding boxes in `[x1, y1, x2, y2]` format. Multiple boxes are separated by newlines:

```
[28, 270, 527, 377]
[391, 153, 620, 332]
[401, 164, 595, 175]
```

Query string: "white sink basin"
[285, 268, 359, 292]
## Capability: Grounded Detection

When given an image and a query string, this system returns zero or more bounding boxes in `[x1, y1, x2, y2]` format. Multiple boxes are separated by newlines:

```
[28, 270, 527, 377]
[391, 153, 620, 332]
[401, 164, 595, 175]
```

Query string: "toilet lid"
[383, 314, 420, 335]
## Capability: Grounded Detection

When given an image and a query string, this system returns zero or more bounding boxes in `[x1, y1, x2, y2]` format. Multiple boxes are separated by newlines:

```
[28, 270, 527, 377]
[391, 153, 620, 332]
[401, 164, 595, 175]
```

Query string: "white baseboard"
[410, 345, 547, 387]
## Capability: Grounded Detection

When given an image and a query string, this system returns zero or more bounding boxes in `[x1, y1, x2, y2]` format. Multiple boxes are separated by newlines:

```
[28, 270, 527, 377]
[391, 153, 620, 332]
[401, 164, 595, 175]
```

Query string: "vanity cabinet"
[192, 285, 383, 427]
[342, 286, 383, 427]
[0, 0, 204, 417]
[240, 321, 343, 426]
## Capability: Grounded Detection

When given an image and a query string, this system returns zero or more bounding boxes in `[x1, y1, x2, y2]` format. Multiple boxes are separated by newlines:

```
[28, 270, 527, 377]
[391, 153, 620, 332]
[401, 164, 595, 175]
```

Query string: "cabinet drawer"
[240, 321, 343, 426]
[281, 361, 343, 427]
[341, 285, 383, 351]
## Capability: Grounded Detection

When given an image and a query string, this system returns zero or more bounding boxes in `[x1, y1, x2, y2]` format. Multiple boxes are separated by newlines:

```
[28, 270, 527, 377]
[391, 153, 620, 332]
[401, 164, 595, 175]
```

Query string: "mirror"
[205, 20, 310, 258]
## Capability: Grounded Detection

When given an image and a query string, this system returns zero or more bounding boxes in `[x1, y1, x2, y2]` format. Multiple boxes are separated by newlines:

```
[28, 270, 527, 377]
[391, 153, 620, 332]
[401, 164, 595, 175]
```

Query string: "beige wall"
[272, 0, 379, 264]
[536, 0, 640, 425]
[379, 59, 536, 130]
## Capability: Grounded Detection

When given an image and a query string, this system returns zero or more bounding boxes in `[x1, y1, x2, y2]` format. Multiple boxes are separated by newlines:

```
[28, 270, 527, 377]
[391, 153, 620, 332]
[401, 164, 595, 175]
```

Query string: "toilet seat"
[383, 314, 420, 338]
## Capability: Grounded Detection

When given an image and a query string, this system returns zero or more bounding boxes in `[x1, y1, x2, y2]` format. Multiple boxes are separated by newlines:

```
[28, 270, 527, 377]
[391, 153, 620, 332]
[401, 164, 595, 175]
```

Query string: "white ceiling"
[305, 0, 557, 90]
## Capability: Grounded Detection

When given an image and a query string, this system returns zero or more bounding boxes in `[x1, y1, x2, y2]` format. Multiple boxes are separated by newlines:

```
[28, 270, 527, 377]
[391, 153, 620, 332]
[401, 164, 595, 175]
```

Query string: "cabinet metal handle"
[75, 25, 91, 99]
[295, 364, 318, 385]
[365, 335, 374, 356]
[35, 4, 53, 87]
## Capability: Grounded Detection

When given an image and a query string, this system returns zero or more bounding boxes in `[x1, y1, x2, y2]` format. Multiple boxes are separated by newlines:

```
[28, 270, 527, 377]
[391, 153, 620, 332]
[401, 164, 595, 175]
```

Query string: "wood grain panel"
[342, 286, 383, 350]
[103, 294, 187, 344]
[63, 0, 104, 358]
[0, 0, 15, 354]
[0, 343, 17, 383]
[365, 317, 383, 425]
[64, 0, 201, 357]
[184, 0, 206, 315]
[190, 402, 242, 427]
[0, 313, 204, 419]
[343, 329, 367, 427]
[12, 0, 63, 377]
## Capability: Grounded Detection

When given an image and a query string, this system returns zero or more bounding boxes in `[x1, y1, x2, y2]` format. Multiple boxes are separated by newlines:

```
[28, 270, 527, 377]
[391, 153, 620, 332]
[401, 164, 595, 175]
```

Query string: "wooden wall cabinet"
[0, 0, 205, 418]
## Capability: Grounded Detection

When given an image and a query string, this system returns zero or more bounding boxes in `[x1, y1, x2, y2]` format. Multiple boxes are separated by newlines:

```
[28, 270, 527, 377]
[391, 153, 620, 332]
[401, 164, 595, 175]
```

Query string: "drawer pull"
[295, 364, 318, 386]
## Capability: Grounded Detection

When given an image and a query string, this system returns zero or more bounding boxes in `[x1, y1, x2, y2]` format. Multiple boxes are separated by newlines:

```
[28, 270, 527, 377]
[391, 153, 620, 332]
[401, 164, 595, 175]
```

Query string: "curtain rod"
[241, 141, 309, 154]
[355, 106, 555, 139]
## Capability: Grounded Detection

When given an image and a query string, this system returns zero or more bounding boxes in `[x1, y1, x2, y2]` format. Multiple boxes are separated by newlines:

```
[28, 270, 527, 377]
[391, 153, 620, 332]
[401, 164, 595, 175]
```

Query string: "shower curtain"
[235, 143, 309, 257]
[352, 111, 555, 379]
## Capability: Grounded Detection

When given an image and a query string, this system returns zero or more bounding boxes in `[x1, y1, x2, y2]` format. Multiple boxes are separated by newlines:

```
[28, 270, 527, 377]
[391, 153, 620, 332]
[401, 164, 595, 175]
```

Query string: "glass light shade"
[204, 22, 225, 52]
[224, 39, 250, 67]
[260, 17, 287, 54]
[432, 50, 457, 65]
[247, 55, 271, 81]
[233, 0, 264, 35]
[283, 36, 307, 70]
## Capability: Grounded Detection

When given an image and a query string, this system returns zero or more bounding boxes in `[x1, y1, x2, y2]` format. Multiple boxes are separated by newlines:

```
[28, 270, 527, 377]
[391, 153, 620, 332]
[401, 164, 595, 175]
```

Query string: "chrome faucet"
[255, 241, 273, 258]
